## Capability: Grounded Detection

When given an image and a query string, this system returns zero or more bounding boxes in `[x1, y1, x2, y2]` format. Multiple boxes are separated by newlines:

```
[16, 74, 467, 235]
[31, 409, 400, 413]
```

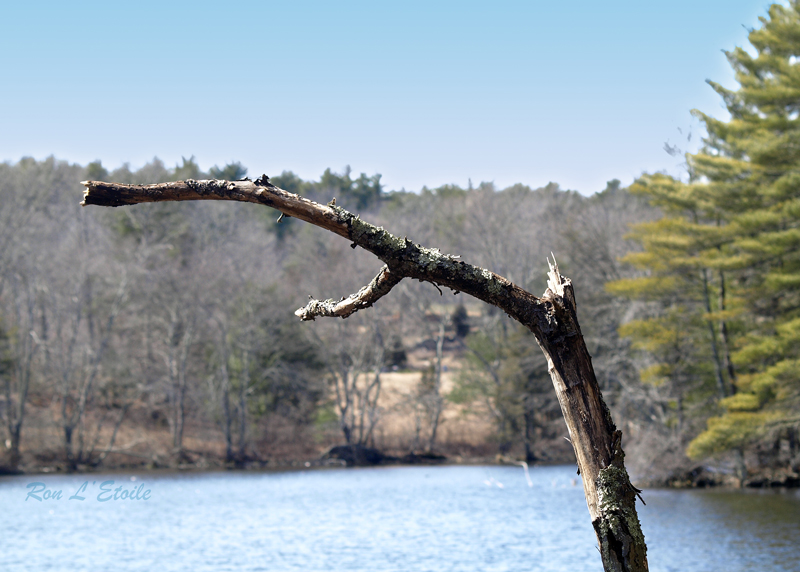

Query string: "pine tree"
[612, 3, 800, 466]
[686, 3, 800, 460]
[607, 173, 740, 443]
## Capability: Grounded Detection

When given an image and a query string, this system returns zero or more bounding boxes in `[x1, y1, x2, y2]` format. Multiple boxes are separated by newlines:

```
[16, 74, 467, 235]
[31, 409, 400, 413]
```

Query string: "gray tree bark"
[81, 176, 648, 572]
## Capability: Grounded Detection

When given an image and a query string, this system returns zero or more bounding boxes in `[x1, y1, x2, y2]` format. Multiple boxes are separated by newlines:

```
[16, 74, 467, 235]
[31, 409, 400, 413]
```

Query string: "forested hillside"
[0, 158, 633, 469]
[0, 150, 780, 484]
[2, 142, 799, 485]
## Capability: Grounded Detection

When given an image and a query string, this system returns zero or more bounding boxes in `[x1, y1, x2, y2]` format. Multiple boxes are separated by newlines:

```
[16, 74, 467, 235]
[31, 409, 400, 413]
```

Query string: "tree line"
[0, 155, 657, 474]
[1, 151, 795, 483]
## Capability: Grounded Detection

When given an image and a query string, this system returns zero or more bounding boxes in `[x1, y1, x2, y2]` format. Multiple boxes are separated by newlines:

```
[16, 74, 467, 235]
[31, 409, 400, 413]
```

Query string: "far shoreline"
[3, 459, 798, 492]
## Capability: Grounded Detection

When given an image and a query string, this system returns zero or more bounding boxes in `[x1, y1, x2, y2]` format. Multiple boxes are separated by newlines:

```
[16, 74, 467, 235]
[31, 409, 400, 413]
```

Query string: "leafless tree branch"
[295, 265, 403, 320]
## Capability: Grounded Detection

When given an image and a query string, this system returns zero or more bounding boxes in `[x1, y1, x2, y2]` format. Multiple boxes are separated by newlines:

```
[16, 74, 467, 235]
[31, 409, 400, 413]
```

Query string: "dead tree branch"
[295, 265, 403, 320]
[81, 175, 648, 572]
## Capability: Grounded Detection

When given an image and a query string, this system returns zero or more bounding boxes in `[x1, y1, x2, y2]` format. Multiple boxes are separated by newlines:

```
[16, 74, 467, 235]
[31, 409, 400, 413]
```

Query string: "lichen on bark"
[594, 446, 648, 571]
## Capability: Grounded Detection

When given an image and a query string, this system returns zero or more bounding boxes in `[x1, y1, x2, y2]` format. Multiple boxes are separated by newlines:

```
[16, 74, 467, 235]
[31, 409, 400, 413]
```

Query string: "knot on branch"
[255, 174, 277, 188]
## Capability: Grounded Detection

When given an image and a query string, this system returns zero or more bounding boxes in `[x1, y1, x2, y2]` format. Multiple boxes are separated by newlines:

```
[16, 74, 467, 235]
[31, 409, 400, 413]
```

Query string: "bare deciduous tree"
[319, 318, 386, 446]
[45, 213, 130, 471]
[396, 282, 449, 454]
[0, 273, 41, 472]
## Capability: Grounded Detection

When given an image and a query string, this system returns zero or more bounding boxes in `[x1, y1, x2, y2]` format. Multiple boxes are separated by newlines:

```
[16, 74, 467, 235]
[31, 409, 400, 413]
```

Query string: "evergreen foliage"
[610, 2, 800, 464]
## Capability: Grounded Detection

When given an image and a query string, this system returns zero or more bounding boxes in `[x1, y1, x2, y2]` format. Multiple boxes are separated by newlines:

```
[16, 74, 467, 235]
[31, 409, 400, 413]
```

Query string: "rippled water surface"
[2, 465, 799, 571]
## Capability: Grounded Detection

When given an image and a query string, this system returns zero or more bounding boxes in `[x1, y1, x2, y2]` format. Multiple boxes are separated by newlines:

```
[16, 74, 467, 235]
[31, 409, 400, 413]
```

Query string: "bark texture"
[81, 175, 648, 572]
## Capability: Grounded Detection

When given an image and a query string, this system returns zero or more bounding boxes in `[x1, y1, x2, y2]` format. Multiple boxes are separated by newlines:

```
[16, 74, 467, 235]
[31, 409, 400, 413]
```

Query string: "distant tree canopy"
[609, 2, 800, 463]
[2, 153, 659, 476]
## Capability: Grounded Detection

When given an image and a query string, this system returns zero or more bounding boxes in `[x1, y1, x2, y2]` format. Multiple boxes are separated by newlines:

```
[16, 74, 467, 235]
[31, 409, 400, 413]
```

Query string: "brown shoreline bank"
[4, 447, 798, 490]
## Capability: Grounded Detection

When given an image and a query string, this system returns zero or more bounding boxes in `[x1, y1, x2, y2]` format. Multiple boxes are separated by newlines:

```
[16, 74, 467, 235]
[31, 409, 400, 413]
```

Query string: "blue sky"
[0, 1, 778, 194]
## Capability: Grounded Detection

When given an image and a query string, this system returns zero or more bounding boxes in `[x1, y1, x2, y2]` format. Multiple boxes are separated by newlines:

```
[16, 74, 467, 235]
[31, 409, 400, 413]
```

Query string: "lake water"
[1, 465, 799, 572]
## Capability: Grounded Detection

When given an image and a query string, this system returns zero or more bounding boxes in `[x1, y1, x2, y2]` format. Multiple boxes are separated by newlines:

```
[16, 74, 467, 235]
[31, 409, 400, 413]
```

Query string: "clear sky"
[0, 1, 778, 194]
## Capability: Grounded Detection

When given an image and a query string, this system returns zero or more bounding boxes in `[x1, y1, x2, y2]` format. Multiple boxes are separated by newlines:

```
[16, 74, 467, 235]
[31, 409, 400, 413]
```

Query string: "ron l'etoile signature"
[26, 480, 152, 502]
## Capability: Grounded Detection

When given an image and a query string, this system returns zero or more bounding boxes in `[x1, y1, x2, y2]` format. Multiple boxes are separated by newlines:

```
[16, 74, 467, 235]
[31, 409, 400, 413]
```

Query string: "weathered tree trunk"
[426, 319, 446, 453]
[536, 269, 647, 571]
[81, 176, 649, 572]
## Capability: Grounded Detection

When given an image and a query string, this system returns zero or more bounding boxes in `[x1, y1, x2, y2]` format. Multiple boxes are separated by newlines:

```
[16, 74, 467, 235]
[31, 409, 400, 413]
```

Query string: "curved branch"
[295, 265, 403, 320]
[81, 176, 350, 238]
[81, 176, 544, 330]
[80, 175, 648, 572]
